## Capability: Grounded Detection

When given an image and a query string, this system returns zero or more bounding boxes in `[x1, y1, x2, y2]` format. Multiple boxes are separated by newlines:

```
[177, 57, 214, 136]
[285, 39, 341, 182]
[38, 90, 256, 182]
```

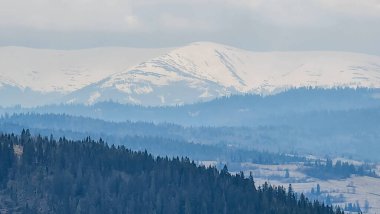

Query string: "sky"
[0, 0, 379, 55]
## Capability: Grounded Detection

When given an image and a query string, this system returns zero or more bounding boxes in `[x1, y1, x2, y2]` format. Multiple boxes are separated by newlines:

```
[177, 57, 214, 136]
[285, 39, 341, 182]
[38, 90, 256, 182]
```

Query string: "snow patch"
[87, 92, 101, 105]
[199, 89, 213, 98]
[188, 111, 200, 117]
[134, 86, 153, 94]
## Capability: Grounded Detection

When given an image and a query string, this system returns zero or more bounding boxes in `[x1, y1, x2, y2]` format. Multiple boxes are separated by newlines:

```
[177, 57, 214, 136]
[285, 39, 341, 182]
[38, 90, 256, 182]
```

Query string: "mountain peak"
[1, 43, 380, 106]
[67, 43, 380, 106]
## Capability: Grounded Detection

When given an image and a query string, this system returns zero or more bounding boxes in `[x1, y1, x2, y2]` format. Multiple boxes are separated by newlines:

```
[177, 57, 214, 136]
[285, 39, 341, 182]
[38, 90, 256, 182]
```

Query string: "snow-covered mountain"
[67, 42, 380, 106]
[0, 46, 172, 106]
[1, 42, 380, 106]
[0, 46, 172, 92]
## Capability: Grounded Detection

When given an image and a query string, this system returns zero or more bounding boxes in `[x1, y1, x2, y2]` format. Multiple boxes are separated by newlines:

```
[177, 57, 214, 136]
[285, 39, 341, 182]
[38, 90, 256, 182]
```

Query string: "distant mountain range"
[1, 42, 380, 106]
[2, 88, 380, 160]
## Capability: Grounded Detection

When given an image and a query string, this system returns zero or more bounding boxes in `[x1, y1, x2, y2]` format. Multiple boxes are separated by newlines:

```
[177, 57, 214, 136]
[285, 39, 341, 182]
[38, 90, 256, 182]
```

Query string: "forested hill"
[0, 131, 343, 214]
[2, 88, 380, 126]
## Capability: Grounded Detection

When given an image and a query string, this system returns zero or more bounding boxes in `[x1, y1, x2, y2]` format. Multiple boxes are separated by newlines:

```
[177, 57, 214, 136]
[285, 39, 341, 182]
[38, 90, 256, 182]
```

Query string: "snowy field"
[225, 161, 380, 213]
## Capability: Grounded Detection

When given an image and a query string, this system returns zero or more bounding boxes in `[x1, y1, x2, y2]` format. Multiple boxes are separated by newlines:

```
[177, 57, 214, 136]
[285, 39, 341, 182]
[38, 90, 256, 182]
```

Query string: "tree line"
[0, 130, 345, 213]
[304, 159, 378, 179]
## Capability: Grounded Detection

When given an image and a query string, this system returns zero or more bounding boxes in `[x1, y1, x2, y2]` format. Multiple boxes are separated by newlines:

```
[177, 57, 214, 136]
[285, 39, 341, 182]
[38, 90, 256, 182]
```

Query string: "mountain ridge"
[1, 42, 380, 106]
[68, 41, 380, 105]
[0, 46, 172, 93]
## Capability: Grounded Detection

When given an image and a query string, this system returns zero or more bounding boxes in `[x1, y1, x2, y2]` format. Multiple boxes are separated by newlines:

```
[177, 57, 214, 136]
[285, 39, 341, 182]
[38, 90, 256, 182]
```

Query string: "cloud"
[1, 0, 377, 31]
[124, 15, 142, 30]
[0, 0, 141, 32]
[230, 0, 380, 27]
[0, 0, 379, 54]
[319, 0, 380, 18]
[0, 0, 378, 31]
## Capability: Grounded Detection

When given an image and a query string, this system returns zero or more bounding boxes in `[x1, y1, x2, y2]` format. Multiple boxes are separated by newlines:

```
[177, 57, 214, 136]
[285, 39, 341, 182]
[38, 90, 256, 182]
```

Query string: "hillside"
[0, 131, 342, 214]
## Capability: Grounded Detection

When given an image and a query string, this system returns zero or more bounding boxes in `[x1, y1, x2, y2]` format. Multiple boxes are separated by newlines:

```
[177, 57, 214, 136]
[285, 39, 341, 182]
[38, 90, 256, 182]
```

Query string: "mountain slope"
[68, 42, 380, 106]
[0, 46, 172, 106]
[1, 42, 380, 106]
[0, 132, 342, 214]
[0, 46, 172, 93]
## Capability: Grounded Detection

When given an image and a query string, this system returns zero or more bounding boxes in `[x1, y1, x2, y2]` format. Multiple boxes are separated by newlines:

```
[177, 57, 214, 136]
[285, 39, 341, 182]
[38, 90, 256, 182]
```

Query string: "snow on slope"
[69, 42, 380, 106]
[0, 46, 172, 93]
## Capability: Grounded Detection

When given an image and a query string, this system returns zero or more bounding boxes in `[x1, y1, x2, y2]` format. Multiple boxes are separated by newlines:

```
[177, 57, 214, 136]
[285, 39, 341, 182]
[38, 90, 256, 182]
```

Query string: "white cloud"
[124, 15, 141, 29]
[0, 0, 379, 53]
[158, 13, 211, 31]
[319, 0, 380, 18]
[0, 0, 142, 31]
[0, 0, 378, 31]
[229, 0, 380, 28]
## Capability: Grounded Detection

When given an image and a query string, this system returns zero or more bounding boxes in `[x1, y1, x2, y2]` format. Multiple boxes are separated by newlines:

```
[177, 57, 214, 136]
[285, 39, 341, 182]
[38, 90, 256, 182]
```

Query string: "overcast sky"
[0, 0, 379, 54]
